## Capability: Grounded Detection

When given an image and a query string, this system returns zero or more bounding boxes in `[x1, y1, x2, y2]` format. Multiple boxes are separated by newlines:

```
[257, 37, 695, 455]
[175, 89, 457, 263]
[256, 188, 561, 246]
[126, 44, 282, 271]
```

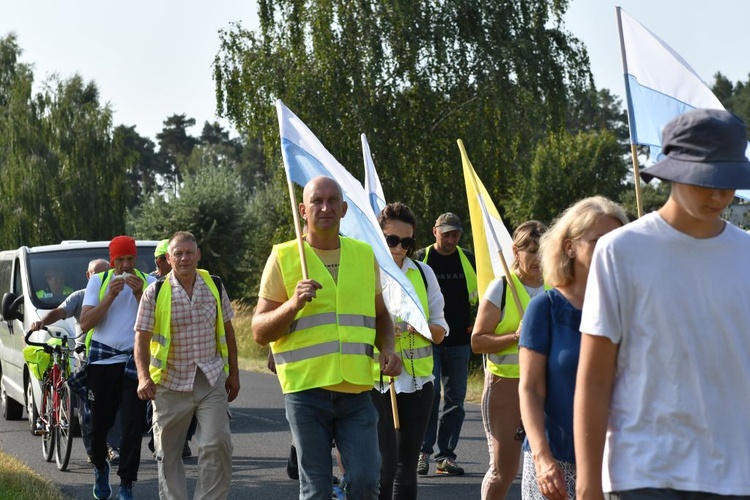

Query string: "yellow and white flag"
[458, 139, 514, 299]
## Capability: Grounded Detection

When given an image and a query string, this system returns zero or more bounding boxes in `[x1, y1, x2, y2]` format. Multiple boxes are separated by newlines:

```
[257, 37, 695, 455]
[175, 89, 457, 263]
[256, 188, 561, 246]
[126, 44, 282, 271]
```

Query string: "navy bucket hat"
[640, 108, 750, 189]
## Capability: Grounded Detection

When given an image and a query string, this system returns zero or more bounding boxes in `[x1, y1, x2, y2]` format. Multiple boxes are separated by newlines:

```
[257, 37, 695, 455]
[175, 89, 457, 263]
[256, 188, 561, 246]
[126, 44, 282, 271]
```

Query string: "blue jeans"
[285, 389, 380, 500]
[421, 343, 470, 461]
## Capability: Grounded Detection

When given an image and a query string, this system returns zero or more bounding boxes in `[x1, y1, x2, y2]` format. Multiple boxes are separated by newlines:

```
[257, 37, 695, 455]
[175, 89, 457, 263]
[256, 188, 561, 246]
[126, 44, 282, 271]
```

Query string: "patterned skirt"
[521, 449, 576, 500]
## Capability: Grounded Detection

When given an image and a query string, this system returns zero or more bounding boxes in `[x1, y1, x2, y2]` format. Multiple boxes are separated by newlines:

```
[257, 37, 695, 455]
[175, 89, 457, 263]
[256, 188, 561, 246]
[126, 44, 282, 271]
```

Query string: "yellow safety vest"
[272, 237, 377, 394]
[487, 273, 549, 378]
[422, 246, 478, 305]
[149, 269, 229, 384]
[85, 269, 149, 352]
[36, 286, 74, 298]
[373, 262, 433, 382]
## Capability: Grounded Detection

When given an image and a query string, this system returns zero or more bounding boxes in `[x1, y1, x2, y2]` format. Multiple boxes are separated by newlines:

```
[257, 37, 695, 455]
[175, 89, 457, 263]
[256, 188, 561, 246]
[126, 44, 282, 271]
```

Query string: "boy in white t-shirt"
[574, 109, 750, 500]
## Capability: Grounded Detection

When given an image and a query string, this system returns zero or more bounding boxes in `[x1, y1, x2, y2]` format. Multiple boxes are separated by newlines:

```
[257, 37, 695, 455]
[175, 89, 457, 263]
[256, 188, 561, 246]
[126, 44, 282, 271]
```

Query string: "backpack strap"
[414, 261, 428, 291]
[154, 274, 224, 305]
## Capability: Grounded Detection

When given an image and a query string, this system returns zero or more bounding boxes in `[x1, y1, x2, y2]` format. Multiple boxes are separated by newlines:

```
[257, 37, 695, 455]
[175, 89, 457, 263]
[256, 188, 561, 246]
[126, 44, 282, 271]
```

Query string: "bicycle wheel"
[41, 381, 55, 462]
[55, 383, 73, 471]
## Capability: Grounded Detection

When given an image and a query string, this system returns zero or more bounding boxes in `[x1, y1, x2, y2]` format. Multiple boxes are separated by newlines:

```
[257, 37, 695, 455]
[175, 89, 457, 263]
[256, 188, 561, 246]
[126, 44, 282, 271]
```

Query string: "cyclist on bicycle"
[32, 258, 122, 464]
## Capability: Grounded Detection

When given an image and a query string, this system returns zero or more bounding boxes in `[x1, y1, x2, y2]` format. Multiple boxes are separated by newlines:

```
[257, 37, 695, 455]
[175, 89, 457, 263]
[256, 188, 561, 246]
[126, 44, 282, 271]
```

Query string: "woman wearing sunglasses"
[372, 202, 448, 500]
[471, 220, 548, 499]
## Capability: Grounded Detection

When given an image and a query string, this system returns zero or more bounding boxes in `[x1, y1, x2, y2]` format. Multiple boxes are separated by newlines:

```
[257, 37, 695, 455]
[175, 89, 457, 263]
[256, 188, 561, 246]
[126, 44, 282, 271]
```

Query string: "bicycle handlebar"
[24, 327, 83, 354]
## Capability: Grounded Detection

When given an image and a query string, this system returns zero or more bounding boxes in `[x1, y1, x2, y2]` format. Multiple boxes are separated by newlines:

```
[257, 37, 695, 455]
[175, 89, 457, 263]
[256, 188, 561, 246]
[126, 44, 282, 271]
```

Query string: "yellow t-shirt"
[259, 244, 382, 393]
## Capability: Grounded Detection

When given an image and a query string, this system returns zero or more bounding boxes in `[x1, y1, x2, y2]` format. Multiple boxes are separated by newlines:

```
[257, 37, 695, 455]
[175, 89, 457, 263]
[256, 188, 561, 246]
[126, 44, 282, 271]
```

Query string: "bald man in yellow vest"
[253, 176, 401, 500]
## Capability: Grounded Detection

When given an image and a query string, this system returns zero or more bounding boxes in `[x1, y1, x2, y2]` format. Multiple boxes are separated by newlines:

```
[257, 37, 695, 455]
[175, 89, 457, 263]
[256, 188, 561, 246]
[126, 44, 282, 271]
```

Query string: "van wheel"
[26, 376, 39, 435]
[1, 373, 23, 420]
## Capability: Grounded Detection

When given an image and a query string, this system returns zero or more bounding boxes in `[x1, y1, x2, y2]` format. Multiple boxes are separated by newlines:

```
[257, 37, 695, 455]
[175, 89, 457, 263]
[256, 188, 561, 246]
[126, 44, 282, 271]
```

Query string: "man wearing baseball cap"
[414, 212, 478, 476]
[80, 235, 156, 500]
[152, 239, 171, 278]
[575, 109, 750, 499]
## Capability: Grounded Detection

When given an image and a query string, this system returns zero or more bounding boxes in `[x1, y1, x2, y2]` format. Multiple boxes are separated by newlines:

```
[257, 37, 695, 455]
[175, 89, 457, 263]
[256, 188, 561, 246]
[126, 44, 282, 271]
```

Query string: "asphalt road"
[0, 370, 521, 499]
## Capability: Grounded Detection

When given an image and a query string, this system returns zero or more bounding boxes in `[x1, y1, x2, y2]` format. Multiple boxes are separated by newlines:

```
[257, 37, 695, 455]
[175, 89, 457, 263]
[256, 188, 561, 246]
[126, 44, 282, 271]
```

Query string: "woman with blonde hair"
[518, 196, 628, 500]
[472, 220, 547, 499]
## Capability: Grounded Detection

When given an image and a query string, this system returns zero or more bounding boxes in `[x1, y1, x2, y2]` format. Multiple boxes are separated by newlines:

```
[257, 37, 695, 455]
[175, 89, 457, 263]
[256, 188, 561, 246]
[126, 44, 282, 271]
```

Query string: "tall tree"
[0, 35, 131, 246]
[156, 113, 199, 190]
[509, 129, 628, 225]
[213, 0, 595, 244]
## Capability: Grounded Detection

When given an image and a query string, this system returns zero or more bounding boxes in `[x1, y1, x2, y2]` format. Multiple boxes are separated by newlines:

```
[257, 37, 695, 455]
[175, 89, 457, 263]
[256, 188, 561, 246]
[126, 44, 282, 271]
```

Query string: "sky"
[2, 1, 748, 142]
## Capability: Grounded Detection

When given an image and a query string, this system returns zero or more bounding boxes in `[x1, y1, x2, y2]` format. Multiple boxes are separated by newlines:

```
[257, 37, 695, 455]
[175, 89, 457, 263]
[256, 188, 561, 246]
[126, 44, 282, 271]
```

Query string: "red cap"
[109, 235, 137, 266]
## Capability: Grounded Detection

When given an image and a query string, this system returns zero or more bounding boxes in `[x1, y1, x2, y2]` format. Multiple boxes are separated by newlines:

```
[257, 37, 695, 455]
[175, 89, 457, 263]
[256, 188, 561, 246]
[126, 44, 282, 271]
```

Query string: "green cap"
[154, 239, 170, 258]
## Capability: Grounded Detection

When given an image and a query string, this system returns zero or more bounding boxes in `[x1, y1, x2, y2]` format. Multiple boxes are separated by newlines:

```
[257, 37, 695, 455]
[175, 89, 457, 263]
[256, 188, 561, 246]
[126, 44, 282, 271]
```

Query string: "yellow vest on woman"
[373, 261, 433, 383]
[273, 237, 377, 394]
[487, 273, 549, 378]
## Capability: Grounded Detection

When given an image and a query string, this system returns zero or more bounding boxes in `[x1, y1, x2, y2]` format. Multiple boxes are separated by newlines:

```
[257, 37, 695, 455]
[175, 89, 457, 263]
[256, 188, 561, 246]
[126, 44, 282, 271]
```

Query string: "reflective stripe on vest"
[272, 237, 377, 394]
[275, 341, 374, 365]
[422, 245, 478, 305]
[85, 269, 149, 353]
[486, 273, 549, 378]
[149, 269, 229, 384]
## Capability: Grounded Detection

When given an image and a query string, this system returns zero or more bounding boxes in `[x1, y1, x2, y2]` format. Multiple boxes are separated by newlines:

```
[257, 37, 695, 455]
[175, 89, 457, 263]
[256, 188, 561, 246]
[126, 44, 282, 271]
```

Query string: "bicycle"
[24, 327, 83, 471]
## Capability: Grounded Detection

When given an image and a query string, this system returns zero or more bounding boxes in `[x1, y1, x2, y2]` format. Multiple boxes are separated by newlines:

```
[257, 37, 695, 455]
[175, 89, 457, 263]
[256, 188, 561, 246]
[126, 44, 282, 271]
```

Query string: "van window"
[0, 259, 11, 295]
[29, 246, 156, 309]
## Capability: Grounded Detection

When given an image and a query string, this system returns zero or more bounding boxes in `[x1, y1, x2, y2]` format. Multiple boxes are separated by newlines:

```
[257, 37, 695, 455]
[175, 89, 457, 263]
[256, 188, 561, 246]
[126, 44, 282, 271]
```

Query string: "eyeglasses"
[384, 234, 416, 249]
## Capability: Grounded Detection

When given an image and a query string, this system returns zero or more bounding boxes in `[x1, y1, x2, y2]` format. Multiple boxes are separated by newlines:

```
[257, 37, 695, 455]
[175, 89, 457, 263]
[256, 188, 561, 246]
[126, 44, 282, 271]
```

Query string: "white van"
[0, 240, 157, 433]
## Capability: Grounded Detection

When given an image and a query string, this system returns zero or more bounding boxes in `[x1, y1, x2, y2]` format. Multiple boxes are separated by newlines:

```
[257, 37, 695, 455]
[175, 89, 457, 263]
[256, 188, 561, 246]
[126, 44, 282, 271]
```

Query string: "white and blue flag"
[276, 100, 432, 340]
[617, 7, 750, 199]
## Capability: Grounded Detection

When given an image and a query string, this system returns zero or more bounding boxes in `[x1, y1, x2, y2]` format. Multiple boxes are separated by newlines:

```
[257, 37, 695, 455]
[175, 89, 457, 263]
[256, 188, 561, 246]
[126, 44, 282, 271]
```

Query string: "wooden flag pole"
[287, 178, 309, 280]
[389, 378, 400, 430]
[630, 143, 644, 218]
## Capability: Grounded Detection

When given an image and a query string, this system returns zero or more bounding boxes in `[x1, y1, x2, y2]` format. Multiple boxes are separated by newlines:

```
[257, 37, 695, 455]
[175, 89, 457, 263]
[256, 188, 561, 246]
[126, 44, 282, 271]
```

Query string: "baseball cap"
[154, 239, 169, 258]
[434, 212, 463, 233]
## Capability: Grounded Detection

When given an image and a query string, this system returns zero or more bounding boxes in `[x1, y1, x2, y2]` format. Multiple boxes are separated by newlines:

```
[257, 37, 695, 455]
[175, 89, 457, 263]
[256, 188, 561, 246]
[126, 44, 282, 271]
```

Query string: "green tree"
[213, 0, 596, 245]
[156, 114, 199, 190]
[509, 129, 628, 225]
[114, 125, 170, 208]
[0, 35, 132, 246]
[127, 163, 251, 299]
[619, 180, 670, 217]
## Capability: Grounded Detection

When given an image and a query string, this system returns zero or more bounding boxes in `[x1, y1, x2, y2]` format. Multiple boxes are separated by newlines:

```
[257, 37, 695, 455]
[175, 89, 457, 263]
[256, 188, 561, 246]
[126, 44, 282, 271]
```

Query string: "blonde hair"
[540, 196, 628, 287]
[510, 220, 547, 273]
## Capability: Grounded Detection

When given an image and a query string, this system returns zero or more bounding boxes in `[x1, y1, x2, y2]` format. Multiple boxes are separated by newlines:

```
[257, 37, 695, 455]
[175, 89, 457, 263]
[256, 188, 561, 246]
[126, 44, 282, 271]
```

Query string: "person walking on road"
[575, 109, 750, 499]
[31, 258, 122, 464]
[135, 231, 240, 500]
[79, 236, 155, 500]
[415, 212, 478, 476]
[471, 220, 547, 498]
[253, 176, 402, 500]
[372, 202, 449, 500]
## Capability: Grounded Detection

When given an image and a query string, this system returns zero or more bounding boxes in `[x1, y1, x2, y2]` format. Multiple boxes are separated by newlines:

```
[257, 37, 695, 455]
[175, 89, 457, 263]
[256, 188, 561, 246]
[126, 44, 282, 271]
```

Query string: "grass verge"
[0, 448, 71, 500]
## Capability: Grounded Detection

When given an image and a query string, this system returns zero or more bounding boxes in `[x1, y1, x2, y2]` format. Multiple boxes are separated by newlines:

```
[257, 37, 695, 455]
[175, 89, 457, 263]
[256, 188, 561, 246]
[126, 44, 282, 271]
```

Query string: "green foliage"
[712, 72, 750, 131]
[0, 35, 132, 247]
[213, 0, 596, 245]
[127, 162, 251, 299]
[510, 129, 628, 225]
[619, 180, 670, 217]
[243, 174, 297, 300]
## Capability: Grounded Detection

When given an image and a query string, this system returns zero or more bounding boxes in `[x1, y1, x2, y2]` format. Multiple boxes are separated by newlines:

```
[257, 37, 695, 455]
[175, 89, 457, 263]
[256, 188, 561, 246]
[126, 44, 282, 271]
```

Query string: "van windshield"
[29, 245, 156, 309]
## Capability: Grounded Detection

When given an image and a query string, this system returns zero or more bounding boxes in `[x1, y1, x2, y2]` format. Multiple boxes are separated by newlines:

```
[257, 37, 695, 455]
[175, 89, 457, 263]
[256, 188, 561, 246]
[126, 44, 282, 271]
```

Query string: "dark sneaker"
[93, 461, 112, 499]
[117, 482, 133, 500]
[286, 445, 299, 480]
[417, 452, 429, 476]
[435, 458, 464, 476]
[182, 441, 192, 459]
[107, 446, 120, 464]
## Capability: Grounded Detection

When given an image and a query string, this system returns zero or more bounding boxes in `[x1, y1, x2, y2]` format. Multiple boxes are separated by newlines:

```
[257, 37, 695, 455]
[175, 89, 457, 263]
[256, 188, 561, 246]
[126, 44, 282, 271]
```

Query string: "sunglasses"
[384, 234, 416, 249]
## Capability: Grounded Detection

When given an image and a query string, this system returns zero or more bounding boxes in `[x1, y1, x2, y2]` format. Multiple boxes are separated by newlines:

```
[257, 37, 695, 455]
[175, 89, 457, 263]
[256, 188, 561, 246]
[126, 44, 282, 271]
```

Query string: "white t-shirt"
[581, 212, 750, 495]
[83, 271, 156, 365]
